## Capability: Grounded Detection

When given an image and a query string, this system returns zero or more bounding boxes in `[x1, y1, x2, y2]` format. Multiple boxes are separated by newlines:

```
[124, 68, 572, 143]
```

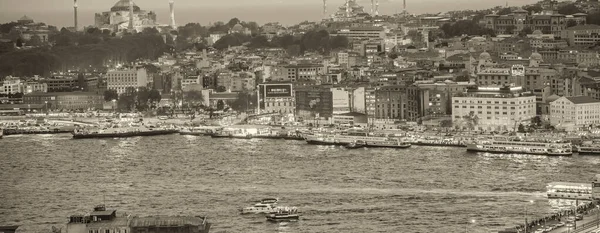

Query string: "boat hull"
[266, 215, 299, 222]
[179, 131, 207, 136]
[4, 129, 72, 136]
[306, 140, 347, 146]
[73, 130, 178, 139]
[466, 144, 572, 156]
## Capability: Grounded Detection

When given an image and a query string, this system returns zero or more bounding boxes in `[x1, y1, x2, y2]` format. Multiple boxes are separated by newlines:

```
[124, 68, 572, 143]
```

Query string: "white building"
[550, 96, 600, 128]
[331, 87, 351, 114]
[1, 76, 23, 94]
[452, 86, 536, 131]
[105, 68, 148, 94]
[181, 75, 202, 92]
[24, 81, 48, 93]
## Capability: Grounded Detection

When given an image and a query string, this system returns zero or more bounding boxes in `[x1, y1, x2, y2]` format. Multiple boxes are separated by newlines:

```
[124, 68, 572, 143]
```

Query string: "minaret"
[128, 0, 134, 31]
[403, 0, 407, 14]
[169, 0, 176, 29]
[375, 0, 379, 16]
[73, 0, 78, 31]
[322, 0, 327, 18]
[371, 0, 374, 15]
[345, 0, 350, 18]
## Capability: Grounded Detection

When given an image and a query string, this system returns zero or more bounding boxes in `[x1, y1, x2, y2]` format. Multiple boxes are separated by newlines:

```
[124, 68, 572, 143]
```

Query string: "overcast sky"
[0, 0, 540, 27]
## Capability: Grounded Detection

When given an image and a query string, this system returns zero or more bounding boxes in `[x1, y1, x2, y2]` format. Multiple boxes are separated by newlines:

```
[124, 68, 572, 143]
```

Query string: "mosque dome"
[231, 23, 245, 32]
[479, 51, 491, 60]
[111, 0, 141, 12]
[530, 52, 543, 61]
[532, 30, 543, 35]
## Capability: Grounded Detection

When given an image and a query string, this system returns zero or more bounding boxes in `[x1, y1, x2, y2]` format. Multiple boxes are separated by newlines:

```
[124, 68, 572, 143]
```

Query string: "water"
[1, 134, 599, 233]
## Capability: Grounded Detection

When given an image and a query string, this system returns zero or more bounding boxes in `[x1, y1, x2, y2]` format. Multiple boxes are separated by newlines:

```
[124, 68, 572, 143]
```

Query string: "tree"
[329, 36, 349, 49]
[523, 5, 543, 14]
[505, 25, 517, 35]
[230, 92, 256, 112]
[558, 3, 583, 15]
[531, 116, 542, 127]
[148, 89, 162, 106]
[216, 100, 225, 110]
[517, 123, 526, 133]
[104, 90, 119, 102]
[248, 35, 271, 48]
[462, 111, 479, 131]
[497, 8, 512, 15]
[28, 35, 42, 46]
[136, 87, 150, 111]
[142, 27, 159, 35]
[519, 27, 533, 37]
[440, 119, 453, 128]
[216, 86, 227, 92]
[184, 90, 204, 104]
[16, 38, 23, 47]
[226, 18, 241, 28]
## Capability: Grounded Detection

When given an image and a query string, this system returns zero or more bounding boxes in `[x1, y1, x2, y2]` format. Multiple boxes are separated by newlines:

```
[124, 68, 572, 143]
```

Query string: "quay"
[3, 127, 74, 135]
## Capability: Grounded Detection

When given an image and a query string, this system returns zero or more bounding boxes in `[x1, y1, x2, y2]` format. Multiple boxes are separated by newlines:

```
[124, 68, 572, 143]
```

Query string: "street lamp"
[465, 219, 475, 233]
[525, 200, 534, 233]
[44, 101, 48, 113]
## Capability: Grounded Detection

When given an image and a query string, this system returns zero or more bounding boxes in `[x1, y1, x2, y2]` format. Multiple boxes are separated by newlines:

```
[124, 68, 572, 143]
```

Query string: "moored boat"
[240, 203, 281, 214]
[574, 141, 600, 155]
[73, 126, 178, 139]
[466, 136, 572, 156]
[345, 140, 367, 149]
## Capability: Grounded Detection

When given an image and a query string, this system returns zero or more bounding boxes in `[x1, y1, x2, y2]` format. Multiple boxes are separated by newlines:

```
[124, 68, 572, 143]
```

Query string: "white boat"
[466, 137, 572, 156]
[305, 131, 404, 146]
[240, 203, 287, 214]
[266, 207, 300, 222]
[546, 182, 592, 200]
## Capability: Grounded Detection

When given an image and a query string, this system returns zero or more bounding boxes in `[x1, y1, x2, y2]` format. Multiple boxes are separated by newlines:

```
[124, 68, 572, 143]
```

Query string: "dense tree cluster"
[116, 87, 162, 112]
[440, 20, 496, 38]
[0, 30, 167, 77]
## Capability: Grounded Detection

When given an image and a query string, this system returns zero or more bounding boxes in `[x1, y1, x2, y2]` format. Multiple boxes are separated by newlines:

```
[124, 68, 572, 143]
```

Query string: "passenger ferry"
[305, 131, 406, 147]
[546, 182, 592, 200]
[466, 136, 572, 156]
[73, 125, 177, 139]
[574, 141, 600, 155]
[265, 208, 299, 222]
[345, 139, 411, 149]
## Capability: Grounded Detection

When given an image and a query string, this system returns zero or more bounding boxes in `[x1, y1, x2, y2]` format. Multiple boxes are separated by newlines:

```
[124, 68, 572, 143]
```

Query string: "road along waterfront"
[1, 134, 599, 233]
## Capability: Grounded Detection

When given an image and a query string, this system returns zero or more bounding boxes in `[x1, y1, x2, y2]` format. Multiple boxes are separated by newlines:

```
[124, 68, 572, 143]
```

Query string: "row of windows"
[89, 229, 127, 233]
[454, 100, 533, 104]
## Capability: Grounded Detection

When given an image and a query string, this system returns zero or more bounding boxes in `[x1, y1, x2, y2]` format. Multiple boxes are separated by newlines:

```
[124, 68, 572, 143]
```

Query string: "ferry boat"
[179, 127, 217, 136]
[240, 203, 283, 214]
[265, 208, 299, 222]
[574, 141, 600, 155]
[345, 139, 411, 149]
[305, 131, 407, 147]
[466, 137, 572, 156]
[72, 126, 178, 139]
[546, 182, 592, 200]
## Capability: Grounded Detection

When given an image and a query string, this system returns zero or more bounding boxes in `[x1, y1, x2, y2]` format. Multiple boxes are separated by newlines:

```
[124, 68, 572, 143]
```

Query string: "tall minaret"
[323, 0, 327, 18]
[375, 0, 379, 16]
[73, 0, 78, 31]
[403, 0, 407, 14]
[371, 0, 374, 15]
[169, 0, 176, 29]
[345, 0, 350, 18]
[128, 0, 134, 31]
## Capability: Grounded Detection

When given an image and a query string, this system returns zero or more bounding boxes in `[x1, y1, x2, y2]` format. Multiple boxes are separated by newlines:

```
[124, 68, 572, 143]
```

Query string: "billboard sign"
[264, 84, 293, 98]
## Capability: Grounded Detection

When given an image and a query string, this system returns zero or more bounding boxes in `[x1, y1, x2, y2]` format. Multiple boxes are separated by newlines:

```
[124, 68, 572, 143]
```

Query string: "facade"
[105, 68, 148, 94]
[1, 77, 23, 94]
[217, 72, 256, 92]
[375, 85, 406, 120]
[181, 75, 202, 92]
[295, 86, 333, 119]
[562, 24, 600, 47]
[483, 10, 575, 37]
[335, 27, 385, 41]
[23, 92, 104, 110]
[43, 77, 78, 92]
[331, 87, 351, 114]
[260, 83, 295, 114]
[23, 81, 48, 93]
[273, 64, 324, 82]
[94, 0, 158, 32]
[452, 86, 536, 131]
[332, 112, 368, 125]
[550, 96, 600, 127]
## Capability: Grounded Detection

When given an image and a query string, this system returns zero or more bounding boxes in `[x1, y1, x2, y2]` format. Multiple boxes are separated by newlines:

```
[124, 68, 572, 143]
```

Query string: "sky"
[0, 0, 540, 27]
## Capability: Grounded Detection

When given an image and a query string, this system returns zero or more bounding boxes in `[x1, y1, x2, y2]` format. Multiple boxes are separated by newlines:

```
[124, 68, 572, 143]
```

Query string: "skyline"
[0, 0, 539, 28]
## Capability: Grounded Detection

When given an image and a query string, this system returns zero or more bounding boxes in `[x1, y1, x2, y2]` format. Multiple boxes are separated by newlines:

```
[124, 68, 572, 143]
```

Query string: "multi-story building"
[295, 86, 333, 119]
[43, 76, 77, 92]
[259, 83, 295, 115]
[331, 87, 351, 114]
[1, 76, 23, 94]
[181, 75, 202, 92]
[550, 96, 600, 127]
[416, 81, 476, 116]
[365, 87, 376, 119]
[272, 64, 324, 82]
[374, 85, 406, 120]
[105, 68, 148, 94]
[334, 27, 385, 41]
[217, 71, 256, 92]
[23, 81, 47, 93]
[483, 10, 571, 37]
[23, 92, 104, 110]
[562, 24, 600, 47]
[452, 86, 536, 131]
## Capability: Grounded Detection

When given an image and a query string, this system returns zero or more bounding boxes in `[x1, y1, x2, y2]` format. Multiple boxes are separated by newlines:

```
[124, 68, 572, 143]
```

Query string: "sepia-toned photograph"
[1, 0, 600, 232]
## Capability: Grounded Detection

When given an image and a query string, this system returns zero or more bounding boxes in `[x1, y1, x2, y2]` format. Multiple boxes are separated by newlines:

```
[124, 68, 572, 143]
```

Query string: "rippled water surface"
[1, 134, 599, 233]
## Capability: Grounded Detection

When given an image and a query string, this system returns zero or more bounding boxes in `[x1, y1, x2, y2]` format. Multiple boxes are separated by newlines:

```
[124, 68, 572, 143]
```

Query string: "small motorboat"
[345, 140, 366, 149]
[260, 198, 279, 204]
[266, 208, 300, 222]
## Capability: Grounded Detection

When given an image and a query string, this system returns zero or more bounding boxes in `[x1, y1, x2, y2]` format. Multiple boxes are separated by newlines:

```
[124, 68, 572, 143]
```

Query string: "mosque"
[330, 0, 370, 22]
[94, 0, 159, 32]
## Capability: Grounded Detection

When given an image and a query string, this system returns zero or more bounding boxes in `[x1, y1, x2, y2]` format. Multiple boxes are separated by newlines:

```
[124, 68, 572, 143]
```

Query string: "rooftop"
[565, 96, 600, 104]
[565, 24, 600, 31]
